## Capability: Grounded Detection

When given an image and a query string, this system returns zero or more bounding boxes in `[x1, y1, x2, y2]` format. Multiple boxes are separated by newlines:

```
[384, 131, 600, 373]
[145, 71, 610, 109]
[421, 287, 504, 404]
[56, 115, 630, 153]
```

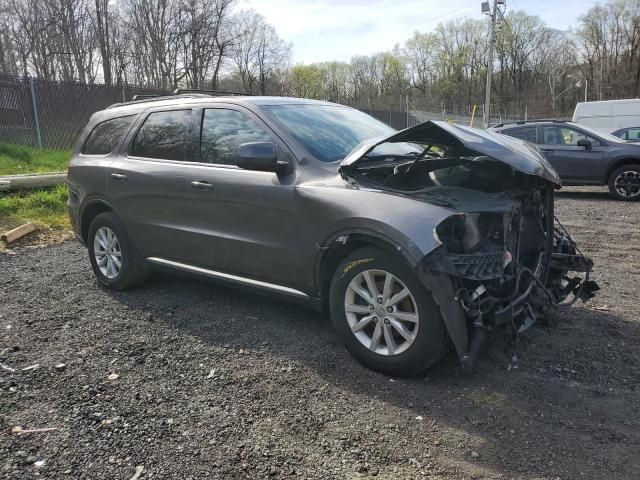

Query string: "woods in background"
[0, 0, 291, 95]
[1, 0, 639, 118]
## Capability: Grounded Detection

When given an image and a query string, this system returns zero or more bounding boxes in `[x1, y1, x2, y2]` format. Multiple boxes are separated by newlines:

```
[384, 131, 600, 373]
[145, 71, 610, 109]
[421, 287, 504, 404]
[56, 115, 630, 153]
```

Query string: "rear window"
[131, 110, 191, 161]
[81, 115, 135, 155]
[504, 126, 537, 143]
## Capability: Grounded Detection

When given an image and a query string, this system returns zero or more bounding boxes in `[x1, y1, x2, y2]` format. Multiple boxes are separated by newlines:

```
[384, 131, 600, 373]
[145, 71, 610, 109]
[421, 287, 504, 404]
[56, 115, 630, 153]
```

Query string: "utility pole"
[585, 79, 588, 102]
[482, 0, 505, 128]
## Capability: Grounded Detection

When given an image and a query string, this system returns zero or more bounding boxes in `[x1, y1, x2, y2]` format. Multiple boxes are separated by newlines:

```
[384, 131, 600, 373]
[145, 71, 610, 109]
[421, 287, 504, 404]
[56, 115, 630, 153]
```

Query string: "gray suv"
[490, 120, 640, 200]
[68, 94, 597, 376]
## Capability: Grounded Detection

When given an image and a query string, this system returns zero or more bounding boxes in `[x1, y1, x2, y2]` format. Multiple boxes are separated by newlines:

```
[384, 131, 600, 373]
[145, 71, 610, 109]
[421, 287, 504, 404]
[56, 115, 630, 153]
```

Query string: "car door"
[538, 125, 606, 182]
[158, 104, 301, 287]
[107, 107, 197, 259]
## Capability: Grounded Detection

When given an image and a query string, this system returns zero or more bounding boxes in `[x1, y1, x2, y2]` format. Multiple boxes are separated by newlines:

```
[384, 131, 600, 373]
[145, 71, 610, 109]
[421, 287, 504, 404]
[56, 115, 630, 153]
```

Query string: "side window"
[542, 126, 600, 147]
[131, 110, 191, 161]
[626, 128, 640, 140]
[200, 109, 272, 165]
[505, 126, 537, 143]
[82, 115, 135, 155]
[541, 126, 566, 145]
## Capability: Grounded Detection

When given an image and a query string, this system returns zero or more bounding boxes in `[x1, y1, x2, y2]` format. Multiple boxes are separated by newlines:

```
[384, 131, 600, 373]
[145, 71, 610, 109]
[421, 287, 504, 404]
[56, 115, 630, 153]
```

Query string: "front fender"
[297, 182, 455, 265]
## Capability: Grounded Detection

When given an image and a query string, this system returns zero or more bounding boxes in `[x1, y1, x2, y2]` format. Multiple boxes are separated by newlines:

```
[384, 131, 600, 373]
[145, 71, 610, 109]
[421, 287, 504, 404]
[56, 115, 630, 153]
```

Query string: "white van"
[572, 99, 640, 133]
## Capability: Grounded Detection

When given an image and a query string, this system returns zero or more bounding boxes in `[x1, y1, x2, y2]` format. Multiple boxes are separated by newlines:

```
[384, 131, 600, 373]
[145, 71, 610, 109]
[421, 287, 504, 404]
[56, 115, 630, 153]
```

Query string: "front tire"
[608, 164, 640, 201]
[87, 212, 147, 290]
[329, 246, 449, 377]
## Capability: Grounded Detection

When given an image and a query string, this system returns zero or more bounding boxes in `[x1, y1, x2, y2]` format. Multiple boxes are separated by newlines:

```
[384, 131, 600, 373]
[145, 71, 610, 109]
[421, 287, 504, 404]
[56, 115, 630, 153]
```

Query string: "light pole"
[482, 0, 505, 128]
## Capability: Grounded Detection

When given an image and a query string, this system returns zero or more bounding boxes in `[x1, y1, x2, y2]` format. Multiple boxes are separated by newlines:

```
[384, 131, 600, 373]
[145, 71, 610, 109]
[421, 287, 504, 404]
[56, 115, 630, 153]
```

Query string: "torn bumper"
[418, 223, 599, 371]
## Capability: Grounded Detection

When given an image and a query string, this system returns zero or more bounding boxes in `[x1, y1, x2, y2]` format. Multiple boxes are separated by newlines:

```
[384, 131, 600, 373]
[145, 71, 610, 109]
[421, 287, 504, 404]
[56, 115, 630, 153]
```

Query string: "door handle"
[190, 180, 213, 190]
[110, 173, 128, 180]
[540, 149, 553, 154]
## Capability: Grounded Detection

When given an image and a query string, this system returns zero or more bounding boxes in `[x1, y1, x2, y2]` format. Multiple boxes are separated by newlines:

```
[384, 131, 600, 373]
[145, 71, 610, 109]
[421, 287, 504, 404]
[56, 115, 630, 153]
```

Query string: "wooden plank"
[0, 173, 66, 191]
[1, 222, 36, 244]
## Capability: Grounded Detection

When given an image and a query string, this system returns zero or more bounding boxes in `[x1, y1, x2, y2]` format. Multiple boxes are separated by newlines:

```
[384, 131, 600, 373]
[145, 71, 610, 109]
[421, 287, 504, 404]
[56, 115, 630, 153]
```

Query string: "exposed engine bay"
[339, 121, 599, 369]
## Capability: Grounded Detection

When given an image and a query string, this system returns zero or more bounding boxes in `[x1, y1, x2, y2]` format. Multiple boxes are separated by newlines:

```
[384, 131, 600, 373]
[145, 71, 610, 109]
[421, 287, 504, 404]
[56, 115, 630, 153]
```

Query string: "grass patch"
[0, 143, 71, 175]
[0, 184, 69, 232]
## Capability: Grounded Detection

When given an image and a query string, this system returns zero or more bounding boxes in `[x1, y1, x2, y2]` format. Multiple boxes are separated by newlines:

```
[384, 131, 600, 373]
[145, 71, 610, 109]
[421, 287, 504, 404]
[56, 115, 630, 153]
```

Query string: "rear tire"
[608, 164, 640, 201]
[329, 246, 449, 377]
[87, 212, 147, 290]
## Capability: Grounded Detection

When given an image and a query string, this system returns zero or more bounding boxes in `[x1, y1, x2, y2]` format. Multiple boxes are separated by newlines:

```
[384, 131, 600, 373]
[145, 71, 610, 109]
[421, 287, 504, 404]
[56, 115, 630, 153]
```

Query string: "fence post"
[121, 85, 126, 103]
[28, 78, 43, 149]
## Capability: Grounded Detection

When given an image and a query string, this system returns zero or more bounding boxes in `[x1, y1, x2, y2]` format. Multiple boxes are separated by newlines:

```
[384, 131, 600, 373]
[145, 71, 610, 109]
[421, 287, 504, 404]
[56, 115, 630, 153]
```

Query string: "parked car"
[612, 126, 640, 142]
[67, 94, 597, 376]
[572, 98, 640, 133]
[490, 120, 640, 200]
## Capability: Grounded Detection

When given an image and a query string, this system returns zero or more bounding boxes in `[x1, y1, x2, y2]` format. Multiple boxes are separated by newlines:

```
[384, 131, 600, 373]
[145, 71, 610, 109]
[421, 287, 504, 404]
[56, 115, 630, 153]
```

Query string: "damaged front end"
[340, 120, 599, 370]
[427, 186, 599, 370]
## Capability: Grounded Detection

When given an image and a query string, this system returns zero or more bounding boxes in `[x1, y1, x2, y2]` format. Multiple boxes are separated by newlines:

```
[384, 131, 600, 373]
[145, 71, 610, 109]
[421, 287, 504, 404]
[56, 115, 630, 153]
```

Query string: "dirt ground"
[1, 186, 639, 480]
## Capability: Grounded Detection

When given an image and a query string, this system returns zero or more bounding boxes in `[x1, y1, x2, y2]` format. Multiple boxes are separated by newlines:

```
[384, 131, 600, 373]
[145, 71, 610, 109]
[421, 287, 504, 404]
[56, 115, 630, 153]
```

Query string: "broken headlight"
[435, 213, 505, 254]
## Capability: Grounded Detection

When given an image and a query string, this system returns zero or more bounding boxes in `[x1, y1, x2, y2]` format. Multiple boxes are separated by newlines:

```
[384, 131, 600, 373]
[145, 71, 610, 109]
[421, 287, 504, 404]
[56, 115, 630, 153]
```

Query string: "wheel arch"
[80, 199, 115, 243]
[315, 230, 417, 305]
[605, 157, 640, 183]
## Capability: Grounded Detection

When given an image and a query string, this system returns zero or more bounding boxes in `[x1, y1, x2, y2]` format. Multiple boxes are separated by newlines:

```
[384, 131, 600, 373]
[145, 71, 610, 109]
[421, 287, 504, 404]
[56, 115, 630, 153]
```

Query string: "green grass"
[0, 143, 71, 175]
[0, 184, 69, 232]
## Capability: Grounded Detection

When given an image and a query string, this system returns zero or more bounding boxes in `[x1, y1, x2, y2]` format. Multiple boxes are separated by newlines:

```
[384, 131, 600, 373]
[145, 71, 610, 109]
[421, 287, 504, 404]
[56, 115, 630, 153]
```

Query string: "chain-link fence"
[0, 75, 172, 149]
[0, 76, 426, 150]
[355, 107, 421, 130]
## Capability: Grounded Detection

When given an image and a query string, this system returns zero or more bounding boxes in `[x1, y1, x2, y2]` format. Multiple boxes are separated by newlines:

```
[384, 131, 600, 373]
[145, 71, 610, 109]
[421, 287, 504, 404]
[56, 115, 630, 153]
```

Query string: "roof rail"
[492, 119, 569, 128]
[131, 94, 161, 101]
[172, 88, 250, 96]
[106, 88, 252, 109]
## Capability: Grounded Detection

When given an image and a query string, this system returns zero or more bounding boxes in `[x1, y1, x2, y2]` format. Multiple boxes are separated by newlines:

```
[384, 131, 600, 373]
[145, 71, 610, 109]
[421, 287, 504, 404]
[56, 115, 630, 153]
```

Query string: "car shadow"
[555, 188, 615, 201]
[108, 271, 640, 479]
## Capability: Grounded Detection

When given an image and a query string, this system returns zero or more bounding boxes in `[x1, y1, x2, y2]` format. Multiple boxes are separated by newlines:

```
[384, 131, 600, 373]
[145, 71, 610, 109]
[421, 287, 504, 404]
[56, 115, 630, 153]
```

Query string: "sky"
[237, 0, 603, 64]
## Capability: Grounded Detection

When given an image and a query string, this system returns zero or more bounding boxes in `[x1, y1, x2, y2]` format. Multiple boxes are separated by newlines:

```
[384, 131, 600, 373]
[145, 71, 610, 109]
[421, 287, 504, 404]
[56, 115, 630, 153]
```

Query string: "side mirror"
[237, 142, 288, 173]
[577, 138, 592, 149]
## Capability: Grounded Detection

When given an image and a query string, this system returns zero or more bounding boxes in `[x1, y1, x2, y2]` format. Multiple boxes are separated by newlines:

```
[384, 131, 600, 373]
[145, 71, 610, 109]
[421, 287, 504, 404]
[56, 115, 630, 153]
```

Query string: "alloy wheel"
[614, 170, 640, 198]
[344, 269, 419, 356]
[93, 226, 122, 279]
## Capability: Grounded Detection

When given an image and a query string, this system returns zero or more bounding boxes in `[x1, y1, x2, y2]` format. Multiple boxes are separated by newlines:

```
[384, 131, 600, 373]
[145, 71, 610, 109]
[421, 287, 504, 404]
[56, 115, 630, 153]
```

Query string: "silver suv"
[68, 93, 597, 376]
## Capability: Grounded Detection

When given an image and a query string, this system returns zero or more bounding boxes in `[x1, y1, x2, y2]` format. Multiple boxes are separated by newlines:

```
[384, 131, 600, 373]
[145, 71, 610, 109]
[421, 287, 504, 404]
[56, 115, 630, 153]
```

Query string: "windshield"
[262, 104, 398, 162]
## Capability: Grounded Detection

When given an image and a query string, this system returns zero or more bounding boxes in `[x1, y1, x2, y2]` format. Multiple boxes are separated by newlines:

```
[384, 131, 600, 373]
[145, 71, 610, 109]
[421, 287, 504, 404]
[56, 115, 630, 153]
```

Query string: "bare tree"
[94, 0, 112, 85]
[230, 10, 290, 94]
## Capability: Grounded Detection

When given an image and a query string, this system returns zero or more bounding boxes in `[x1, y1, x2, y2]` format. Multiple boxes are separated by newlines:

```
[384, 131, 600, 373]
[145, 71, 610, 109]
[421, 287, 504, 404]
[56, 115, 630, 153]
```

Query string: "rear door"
[107, 107, 195, 259]
[537, 125, 605, 182]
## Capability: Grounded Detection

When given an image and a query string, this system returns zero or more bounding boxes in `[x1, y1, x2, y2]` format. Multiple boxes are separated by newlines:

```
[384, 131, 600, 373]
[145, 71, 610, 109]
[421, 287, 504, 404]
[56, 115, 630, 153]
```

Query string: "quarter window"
[131, 110, 191, 161]
[200, 109, 273, 165]
[82, 115, 135, 155]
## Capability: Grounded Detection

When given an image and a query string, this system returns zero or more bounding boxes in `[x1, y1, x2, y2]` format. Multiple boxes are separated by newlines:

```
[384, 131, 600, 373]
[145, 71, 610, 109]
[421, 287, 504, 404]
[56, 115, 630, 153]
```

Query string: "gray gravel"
[1, 186, 639, 479]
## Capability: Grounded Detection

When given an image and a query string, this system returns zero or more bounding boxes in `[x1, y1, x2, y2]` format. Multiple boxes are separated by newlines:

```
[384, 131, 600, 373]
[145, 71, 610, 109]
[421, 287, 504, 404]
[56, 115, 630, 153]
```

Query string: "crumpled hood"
[340, 120, 561, 186]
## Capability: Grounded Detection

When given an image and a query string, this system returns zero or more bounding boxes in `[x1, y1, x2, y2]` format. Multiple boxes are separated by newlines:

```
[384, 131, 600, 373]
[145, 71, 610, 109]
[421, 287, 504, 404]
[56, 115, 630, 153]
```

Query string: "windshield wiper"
[398, 143, 444, 176]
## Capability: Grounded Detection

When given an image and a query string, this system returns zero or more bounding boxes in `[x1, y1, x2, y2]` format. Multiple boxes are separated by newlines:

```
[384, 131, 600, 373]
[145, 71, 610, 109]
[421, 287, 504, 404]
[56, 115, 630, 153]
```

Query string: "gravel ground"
[1, 186, 639, 480]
